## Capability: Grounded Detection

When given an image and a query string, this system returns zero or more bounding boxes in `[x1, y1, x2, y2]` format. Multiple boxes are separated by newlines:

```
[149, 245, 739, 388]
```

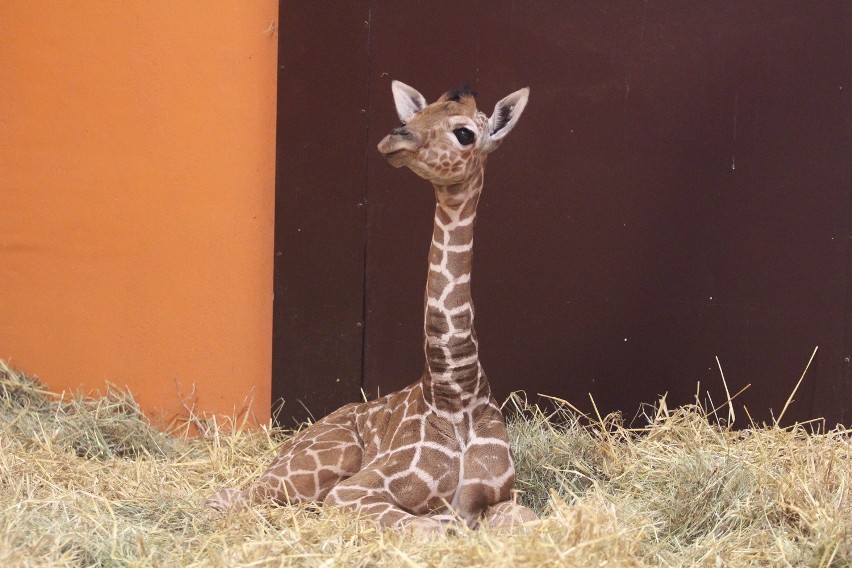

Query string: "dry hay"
[0, 360, 849, 567]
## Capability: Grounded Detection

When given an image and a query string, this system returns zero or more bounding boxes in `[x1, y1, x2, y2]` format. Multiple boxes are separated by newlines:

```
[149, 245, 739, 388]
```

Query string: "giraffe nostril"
[391, 127, 411, 137]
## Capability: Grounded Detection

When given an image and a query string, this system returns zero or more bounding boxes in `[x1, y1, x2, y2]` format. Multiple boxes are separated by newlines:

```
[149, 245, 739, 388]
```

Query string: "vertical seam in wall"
[358, 0, 374, 400]
[271, 2, 286, 420]
[844, 91, 852, 425]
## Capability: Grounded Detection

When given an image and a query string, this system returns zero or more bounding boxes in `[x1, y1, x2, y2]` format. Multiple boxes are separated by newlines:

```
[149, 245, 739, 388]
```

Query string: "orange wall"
[0, 2, 278, 427]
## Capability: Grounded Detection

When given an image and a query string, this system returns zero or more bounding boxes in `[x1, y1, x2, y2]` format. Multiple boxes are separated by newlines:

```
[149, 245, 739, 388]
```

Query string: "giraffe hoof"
[401, 516, 448, 536]
[206, 487, 243, 512]
[485, 501, 538, 532]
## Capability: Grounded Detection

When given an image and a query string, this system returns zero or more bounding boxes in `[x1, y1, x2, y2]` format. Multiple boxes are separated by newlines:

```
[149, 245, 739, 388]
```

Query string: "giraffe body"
[209, 81, 534, 531]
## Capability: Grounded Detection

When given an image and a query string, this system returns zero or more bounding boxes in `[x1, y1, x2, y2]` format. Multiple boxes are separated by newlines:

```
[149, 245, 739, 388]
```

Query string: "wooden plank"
[272, 1, 370, 425]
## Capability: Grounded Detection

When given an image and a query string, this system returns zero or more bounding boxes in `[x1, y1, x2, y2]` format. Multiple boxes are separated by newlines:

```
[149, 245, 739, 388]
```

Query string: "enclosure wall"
[0, 3, 279, 426]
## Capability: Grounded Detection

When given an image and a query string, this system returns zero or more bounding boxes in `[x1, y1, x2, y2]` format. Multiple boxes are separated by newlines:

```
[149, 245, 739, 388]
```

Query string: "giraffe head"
[378, 81, 529, 186]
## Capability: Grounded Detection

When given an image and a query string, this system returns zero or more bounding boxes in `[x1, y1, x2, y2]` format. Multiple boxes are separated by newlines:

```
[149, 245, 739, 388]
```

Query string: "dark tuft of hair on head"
[445, 84, 478, 102]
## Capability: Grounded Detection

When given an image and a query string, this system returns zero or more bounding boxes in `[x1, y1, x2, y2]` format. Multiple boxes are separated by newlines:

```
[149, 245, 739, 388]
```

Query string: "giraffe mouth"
[382, 149, 413, 168]
[378, 133, 418, 168]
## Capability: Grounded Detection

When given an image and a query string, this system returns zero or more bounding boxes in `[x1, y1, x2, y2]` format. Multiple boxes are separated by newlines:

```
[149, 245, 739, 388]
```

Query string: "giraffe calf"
[209, 80, 536, 533]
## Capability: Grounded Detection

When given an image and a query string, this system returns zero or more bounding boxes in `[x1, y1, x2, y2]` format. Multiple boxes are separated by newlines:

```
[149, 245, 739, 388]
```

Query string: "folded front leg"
[485, 499, 538, 531]
[323, 468, 454, 533]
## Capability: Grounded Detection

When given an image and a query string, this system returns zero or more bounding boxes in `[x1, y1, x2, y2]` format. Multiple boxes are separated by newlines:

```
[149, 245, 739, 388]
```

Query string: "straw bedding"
[0, 360, 849, 567]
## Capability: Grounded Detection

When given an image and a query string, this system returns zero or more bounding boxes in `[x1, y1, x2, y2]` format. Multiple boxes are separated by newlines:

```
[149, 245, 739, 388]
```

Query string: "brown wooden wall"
[274, 1, 851, 427]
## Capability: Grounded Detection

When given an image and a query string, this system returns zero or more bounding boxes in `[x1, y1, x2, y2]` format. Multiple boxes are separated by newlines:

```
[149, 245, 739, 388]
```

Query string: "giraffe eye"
[453, 127, 476, 146]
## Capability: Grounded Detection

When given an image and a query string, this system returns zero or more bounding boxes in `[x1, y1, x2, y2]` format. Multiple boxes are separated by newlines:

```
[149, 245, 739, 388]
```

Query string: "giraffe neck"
[421, 170, 491, 416]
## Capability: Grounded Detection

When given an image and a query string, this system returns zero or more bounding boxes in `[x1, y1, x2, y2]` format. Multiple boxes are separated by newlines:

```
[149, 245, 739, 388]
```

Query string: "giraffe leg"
[207, 487, 248, 512]
[484, 500, 538, 531]
[323, 468, 454, 534]
[207, 404, 364, 512]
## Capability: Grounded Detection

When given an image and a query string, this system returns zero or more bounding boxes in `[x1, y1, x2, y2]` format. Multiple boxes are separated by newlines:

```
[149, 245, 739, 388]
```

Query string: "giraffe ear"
[391, 80, 427, 124]
[483, 87, 530, 153]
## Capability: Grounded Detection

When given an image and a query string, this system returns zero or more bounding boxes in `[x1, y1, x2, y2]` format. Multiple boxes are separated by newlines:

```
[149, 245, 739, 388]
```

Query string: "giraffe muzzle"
[378, 129, 421, 168]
